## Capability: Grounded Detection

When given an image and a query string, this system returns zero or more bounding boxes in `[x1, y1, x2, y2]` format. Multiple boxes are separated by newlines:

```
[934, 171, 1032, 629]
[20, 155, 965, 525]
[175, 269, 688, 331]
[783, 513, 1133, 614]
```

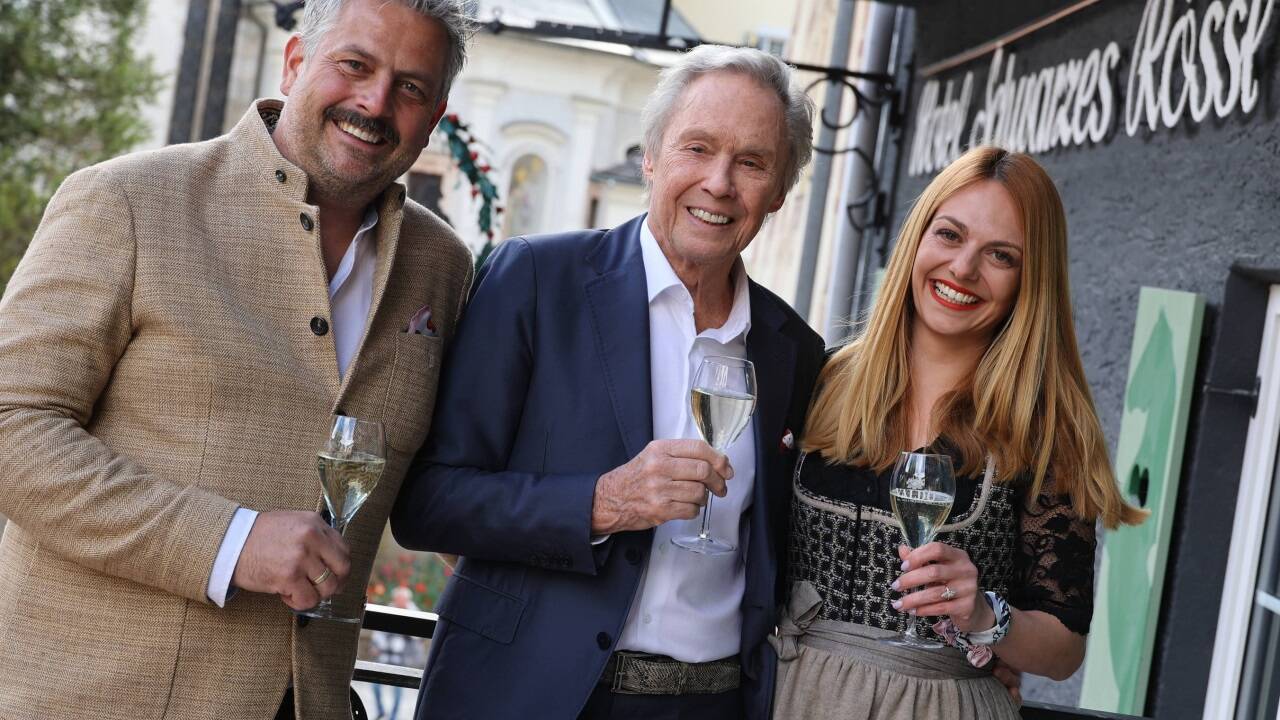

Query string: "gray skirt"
[769, 582, 1021, 720]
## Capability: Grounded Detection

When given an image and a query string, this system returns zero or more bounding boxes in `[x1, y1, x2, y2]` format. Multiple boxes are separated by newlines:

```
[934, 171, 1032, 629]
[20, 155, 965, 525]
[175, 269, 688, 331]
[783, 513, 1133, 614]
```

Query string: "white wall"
[437, 33, 660, 250]
[136, 0, 192, 149]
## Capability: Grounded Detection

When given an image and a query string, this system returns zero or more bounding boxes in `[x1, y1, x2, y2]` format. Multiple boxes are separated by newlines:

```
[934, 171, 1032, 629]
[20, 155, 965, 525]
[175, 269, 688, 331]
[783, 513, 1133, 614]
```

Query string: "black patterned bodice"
[786, 446, 1096, 640]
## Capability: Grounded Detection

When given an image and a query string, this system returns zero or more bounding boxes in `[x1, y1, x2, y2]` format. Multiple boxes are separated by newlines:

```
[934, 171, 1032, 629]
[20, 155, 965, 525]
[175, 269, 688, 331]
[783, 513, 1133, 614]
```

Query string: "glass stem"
[314, 516, 348, 612]
[903, 613, 922, 640]
[698, 489, 714, 540]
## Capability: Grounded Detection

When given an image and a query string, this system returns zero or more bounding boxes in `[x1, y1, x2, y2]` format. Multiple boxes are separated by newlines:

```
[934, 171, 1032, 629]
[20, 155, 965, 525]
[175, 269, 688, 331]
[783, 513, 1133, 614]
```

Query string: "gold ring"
[940, 585, 957, 601]
[310, 568, 332, 585]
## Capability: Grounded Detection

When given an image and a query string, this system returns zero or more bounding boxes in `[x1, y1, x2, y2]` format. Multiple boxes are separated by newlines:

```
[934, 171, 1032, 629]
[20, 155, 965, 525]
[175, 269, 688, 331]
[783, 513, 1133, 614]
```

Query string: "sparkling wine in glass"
[881, 451, 955, 649]
[299, 414, 386, 623]
[672, 356, 756, 556]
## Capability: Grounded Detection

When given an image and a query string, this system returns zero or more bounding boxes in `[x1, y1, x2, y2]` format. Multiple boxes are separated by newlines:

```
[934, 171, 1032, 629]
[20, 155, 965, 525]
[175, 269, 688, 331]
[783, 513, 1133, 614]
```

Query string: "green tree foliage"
[0, 0, 161, 291]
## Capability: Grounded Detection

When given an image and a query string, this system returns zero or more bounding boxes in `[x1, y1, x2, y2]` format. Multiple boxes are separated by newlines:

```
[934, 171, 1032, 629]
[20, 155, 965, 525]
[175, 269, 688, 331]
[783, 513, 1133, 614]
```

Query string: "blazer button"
[624, 547, 641, 565]
[275, 169, 287, 183]
[596, 632, 611, 650]
[310, 316, 329, 336]
[300, 212, 314, 231]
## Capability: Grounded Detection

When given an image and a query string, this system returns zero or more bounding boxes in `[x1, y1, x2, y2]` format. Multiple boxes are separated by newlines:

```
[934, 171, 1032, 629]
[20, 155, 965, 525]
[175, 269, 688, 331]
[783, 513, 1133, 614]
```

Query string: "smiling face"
[274, 0, 449, 205]
[909, 179, 1025, 349]
[643, 71, 788, 280]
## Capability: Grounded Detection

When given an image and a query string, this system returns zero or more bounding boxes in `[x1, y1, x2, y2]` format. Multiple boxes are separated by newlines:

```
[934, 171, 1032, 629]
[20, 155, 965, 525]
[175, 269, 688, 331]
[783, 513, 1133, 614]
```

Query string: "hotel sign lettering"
[908, 0, 1276, 176]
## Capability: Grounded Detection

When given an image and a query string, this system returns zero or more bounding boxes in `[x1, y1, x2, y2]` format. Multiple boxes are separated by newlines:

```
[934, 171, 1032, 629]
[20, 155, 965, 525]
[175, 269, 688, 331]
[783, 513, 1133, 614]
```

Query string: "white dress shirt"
[615, 217, 756, 662]
[206, 207, 380, 606]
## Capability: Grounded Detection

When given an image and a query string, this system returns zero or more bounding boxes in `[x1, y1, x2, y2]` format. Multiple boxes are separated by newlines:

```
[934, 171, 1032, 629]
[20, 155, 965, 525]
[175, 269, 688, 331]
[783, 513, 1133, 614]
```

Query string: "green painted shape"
[1080, 287, 1205, 714]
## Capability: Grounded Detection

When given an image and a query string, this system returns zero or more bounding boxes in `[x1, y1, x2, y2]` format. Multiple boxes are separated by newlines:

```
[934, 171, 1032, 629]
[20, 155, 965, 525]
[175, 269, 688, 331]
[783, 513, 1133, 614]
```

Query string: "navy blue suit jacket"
[391, 215, 824, 720]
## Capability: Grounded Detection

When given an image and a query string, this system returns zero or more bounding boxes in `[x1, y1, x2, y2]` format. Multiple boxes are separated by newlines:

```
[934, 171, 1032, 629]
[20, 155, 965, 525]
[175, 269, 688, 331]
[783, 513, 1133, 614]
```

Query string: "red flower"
[469, 151, 479, 160]
[415, 582, 427, 593]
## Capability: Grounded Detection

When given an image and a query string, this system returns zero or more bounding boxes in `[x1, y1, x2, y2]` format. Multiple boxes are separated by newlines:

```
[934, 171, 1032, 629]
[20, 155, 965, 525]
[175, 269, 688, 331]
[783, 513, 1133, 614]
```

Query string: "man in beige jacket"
[0, 1, 474, 718]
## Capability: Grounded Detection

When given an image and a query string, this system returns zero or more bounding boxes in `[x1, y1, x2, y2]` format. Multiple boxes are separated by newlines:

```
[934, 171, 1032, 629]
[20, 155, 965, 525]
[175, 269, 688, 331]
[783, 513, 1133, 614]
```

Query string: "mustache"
[324, 106, 399, 145]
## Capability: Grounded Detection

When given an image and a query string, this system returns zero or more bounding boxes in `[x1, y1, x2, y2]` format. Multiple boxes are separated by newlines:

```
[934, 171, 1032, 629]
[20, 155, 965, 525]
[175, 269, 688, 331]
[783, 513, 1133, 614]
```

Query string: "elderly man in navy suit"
[391, 44, 823, 720]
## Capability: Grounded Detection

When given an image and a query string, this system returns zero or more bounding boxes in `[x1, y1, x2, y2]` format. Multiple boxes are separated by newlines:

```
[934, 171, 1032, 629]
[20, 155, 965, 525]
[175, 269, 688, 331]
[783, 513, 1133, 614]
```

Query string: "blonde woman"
[771, 146, 1145, 719]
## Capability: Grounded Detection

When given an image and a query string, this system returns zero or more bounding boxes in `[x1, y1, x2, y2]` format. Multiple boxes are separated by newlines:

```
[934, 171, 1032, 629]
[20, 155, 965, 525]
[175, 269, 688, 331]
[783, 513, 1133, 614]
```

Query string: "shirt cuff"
[590, 534, 611, 546]
[207, 507, 259, 607]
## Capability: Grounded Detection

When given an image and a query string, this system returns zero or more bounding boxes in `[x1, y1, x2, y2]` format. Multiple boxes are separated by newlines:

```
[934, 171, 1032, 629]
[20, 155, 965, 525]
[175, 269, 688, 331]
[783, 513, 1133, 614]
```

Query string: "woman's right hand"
[891, 542, 995, 632]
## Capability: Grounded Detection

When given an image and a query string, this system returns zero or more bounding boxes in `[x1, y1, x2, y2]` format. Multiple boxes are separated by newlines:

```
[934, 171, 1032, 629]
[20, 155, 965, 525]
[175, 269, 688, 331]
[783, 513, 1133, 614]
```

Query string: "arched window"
[506, 153, 548, 238]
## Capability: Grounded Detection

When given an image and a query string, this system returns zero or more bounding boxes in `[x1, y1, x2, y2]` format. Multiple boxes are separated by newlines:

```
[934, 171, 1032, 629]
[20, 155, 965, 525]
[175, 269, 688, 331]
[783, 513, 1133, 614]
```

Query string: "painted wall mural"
[1080, 287, 1205, 715]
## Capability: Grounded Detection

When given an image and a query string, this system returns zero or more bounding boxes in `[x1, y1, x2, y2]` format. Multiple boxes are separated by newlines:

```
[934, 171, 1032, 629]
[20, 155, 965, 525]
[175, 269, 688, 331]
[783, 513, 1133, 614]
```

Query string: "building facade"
[883, 1, 1280, 717]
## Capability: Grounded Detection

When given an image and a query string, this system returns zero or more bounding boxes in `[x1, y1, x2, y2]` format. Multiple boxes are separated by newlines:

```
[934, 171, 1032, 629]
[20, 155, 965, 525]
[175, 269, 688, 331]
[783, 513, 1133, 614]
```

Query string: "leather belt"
[599, 650, 741, 695]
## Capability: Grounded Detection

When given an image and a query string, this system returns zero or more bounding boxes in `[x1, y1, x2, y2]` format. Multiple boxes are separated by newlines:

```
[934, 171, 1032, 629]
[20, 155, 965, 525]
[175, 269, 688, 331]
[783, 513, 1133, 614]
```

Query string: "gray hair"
[298, 0, 476, 100]
[641, 44, 815, 193]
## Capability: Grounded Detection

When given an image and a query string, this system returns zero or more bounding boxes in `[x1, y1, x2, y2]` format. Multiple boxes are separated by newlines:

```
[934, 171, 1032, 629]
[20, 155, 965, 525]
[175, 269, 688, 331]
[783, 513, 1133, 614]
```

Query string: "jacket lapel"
[746, 283, 797, 563]
[584, 216, 653, 460]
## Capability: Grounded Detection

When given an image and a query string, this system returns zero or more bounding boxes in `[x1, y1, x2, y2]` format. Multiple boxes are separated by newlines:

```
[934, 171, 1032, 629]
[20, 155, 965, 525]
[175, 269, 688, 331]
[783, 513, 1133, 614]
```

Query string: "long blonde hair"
[804, 146, 1144, 529]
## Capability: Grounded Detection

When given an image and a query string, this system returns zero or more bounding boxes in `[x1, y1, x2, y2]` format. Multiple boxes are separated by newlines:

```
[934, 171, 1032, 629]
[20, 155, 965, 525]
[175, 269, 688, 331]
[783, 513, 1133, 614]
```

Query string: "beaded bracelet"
[956, 591, 1012, 648]
[933, 591, 1011, 668]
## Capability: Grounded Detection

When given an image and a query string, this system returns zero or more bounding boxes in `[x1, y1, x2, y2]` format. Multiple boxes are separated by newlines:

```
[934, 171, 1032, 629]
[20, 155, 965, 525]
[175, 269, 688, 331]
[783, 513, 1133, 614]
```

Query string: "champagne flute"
[881, 451, 955, 648]
[672, 356, 756, 556]
[299, 414, 386, 623]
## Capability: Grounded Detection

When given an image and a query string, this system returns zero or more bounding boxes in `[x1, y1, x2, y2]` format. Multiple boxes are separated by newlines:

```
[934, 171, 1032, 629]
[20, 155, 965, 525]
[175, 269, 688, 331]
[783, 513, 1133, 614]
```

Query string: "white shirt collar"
[329, 205, 380, 298]
[328, 205, 380, 378]
[639, 214, 752, 343]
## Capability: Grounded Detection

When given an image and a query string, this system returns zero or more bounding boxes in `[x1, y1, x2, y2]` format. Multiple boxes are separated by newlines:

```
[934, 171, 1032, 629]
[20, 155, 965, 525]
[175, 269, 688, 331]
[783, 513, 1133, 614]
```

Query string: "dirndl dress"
[771, 445, 1097, 719]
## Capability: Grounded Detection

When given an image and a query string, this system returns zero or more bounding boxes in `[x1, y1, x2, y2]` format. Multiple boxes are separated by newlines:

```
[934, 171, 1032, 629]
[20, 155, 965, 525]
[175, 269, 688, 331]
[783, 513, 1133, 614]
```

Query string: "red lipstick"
[929, 279, 983, 311]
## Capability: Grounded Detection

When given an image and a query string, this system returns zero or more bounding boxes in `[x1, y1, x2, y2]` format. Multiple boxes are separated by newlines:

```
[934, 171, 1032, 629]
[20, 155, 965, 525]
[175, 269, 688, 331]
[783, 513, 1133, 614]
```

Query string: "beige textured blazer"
[0, 101, 473, 719]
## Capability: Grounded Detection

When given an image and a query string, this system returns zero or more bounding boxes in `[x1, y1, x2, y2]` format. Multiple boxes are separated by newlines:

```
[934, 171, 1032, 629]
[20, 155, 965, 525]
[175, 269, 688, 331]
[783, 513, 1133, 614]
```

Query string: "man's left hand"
[993, 659, 1022, 706]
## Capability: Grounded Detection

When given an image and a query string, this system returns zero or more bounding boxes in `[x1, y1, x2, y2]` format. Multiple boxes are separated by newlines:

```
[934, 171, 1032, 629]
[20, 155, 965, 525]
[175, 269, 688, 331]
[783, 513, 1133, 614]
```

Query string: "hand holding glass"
[881, 451, 955, 649]
[299, 414, 386, 623]
[671, 356, 756, 556]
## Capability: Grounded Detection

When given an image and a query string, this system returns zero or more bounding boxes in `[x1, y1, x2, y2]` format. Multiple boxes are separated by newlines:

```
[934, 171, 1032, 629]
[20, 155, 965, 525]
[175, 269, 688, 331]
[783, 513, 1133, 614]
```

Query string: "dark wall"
[888, 0, 1280, 714]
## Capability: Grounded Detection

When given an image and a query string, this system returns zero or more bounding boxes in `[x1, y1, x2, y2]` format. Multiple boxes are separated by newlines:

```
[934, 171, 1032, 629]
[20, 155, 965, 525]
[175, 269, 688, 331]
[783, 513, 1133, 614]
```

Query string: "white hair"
[641, 44, 815, 192]
[298, 0, 476, 100]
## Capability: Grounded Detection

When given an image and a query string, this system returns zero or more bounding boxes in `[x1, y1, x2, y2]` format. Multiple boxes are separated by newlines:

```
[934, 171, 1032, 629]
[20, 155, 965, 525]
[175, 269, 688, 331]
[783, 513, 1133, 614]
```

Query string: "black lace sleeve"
[1008, 477, 1097, 636]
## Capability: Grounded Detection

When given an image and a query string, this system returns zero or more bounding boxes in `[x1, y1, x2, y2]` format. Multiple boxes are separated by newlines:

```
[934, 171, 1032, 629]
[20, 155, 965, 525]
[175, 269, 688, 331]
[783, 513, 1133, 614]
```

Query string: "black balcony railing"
[355, 606, 1148, 720]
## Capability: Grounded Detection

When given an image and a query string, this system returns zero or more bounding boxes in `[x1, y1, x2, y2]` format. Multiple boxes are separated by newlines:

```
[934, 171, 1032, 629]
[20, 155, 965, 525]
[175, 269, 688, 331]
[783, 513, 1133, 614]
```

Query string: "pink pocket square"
[780, 429, 795, 451]
[407, 305, 438, 336]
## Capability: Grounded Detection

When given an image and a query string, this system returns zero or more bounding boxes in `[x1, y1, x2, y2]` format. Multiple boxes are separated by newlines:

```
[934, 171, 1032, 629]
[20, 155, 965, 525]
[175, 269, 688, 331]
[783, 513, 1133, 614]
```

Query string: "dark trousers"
[274, 687, 368, 720]
[274, 688, 294, 720]
[577, 684, 744, 720]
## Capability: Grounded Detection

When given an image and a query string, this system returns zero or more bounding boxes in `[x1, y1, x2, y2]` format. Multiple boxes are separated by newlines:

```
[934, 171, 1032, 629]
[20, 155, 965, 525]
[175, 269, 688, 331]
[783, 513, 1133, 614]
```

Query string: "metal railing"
[353, 605, 1148, 719]
[354, 604, 437, 689]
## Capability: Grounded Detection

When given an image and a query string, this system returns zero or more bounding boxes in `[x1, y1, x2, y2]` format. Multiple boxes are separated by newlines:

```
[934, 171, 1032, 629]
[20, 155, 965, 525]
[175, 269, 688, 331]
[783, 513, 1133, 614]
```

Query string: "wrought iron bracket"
[270, 0, 305, 31]
[845, 192, 889, 234]
[807, 73, 896, 147]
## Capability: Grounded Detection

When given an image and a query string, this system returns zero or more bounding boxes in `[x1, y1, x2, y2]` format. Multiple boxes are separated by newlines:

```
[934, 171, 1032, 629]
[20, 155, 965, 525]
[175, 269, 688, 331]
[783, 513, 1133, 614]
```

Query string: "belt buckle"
[610, 652, 634, 693]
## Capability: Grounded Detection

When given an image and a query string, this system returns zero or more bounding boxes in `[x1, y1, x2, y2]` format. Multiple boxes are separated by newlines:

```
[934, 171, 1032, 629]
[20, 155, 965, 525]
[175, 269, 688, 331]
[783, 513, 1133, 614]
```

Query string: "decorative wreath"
[439, 114, 502, 269]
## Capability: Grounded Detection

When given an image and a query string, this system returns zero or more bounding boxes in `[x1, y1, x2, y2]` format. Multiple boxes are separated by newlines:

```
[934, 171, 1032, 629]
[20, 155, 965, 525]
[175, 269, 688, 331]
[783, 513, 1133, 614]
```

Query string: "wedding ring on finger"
[940, 584, 957, 601]
[310, 568, 332, 586]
